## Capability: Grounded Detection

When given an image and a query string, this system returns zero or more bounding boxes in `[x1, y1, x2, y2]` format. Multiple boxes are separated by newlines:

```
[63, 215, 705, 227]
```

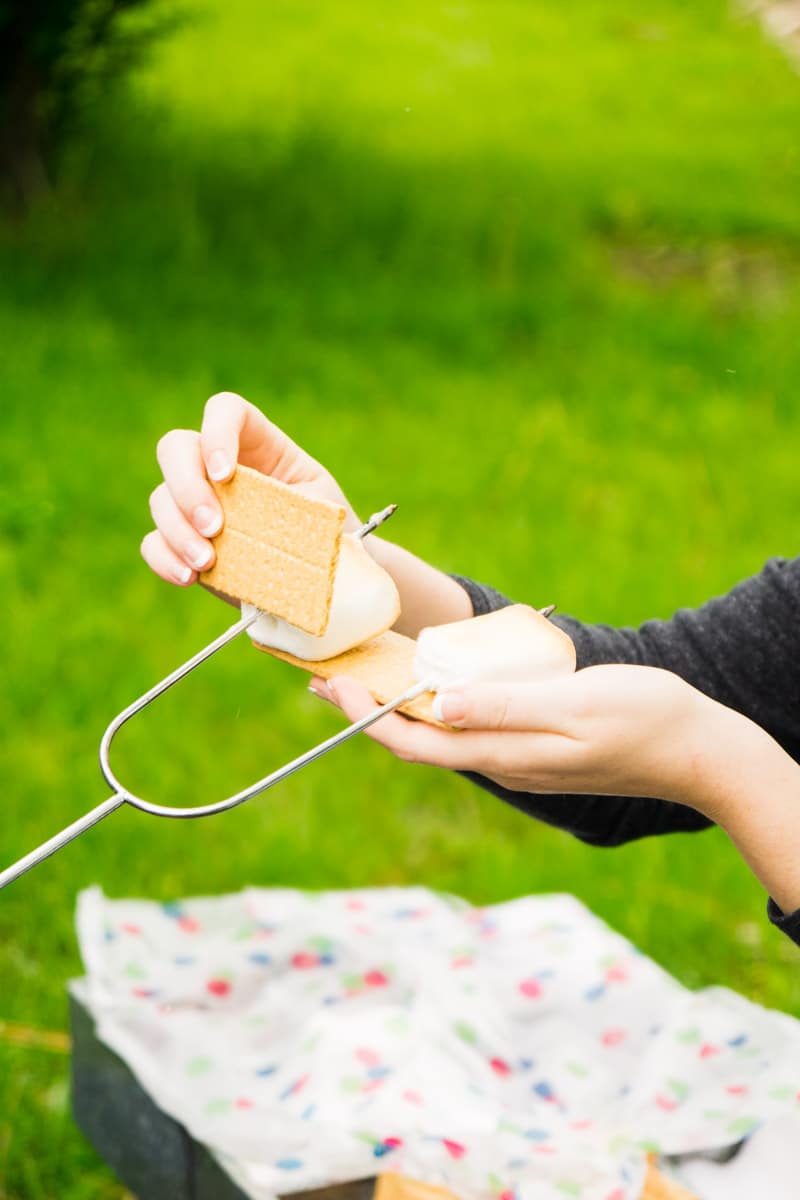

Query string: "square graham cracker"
[254, 630, 442, 726]
[201, 465, 346, 635]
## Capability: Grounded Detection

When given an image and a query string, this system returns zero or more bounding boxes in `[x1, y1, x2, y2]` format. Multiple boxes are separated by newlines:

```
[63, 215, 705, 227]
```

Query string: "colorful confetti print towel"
[72, 888, 800, 1200]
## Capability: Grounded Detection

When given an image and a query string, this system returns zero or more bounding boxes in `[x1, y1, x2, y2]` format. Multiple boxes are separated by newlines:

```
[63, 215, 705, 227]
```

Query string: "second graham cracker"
[371, 1162, 694, 1200]
[375, 1175, 458, 1200]
[641, 1160, 698, 1200]
[253, 630, 443, 726]
[201, 465, 346, 636]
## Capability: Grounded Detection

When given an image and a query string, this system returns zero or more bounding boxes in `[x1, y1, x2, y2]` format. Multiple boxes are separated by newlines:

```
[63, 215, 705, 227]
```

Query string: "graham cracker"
[371, 1165, 694, 1200]
[642, 1158, 698, 1200]
[201, 465, 346, 635]
[375, 1175, 457, 1200]
[254, 630, 443, 726]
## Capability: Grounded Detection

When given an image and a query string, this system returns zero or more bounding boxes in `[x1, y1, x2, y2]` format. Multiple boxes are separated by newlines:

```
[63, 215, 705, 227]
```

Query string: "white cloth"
[73, 887, 800, 1200]
[674, 1115, 800, 1200]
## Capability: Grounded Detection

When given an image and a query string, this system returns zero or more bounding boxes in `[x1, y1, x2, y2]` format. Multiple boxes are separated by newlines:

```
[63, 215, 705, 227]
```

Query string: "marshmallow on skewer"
[245, 534, 401, 660]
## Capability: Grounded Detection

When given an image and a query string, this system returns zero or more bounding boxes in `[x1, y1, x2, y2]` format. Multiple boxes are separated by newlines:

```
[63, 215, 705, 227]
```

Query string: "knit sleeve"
[767, 899, 800, 949]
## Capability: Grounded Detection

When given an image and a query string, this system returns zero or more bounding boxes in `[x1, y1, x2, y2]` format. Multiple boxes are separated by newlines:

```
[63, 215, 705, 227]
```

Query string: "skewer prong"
[355, 504, 398, 539]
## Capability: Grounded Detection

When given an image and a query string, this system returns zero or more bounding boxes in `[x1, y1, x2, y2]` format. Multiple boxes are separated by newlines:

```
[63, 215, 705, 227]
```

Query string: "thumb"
[432, 679, 571, 732]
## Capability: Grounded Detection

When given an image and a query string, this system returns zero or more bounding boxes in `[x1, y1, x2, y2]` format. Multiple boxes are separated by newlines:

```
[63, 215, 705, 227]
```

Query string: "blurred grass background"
[2, 0, 800, 1194]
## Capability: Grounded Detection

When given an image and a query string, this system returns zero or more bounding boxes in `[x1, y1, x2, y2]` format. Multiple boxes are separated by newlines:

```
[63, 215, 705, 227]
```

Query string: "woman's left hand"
[314, 663, 800, 914]
[311, 664, 718, 810]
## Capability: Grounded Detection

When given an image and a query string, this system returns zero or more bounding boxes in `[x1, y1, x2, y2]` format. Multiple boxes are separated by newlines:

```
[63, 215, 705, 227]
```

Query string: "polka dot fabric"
[74, 887, 800, 1200]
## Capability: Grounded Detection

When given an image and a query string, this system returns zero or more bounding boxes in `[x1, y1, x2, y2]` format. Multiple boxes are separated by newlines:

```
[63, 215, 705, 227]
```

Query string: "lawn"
[2, 0, 800, 1195]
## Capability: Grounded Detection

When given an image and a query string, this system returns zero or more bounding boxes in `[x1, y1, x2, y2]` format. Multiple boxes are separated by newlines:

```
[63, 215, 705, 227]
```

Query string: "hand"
[141, 392, 360, 587]
[317, 663, 800, 918]
[313, 664, 718, 809]
[140, 391, 472, 636]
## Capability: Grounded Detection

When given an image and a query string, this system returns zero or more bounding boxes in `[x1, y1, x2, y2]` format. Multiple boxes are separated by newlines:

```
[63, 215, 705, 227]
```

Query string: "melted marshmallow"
[245, 534, 400, 660]
[413, 605, 576, 690]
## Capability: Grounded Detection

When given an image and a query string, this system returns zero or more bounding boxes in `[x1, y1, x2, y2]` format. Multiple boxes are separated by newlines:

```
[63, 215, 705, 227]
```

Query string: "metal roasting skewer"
[0, 500, 431, 892]
[0, 606, 433, 891]
[355, 504, 397, 539]
[0, 494, 557, 891]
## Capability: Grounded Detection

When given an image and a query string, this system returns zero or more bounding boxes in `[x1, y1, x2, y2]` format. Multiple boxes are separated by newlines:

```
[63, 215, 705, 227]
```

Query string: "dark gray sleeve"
[768, 899, 800, 949]
[449, 557, 800, 847]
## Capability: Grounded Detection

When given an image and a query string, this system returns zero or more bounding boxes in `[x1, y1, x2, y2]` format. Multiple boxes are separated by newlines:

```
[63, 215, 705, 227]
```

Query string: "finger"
[327, 677, 577, 782]
[156, 429, 225, 537]
[201, 393, 317, 486]
[307, 677, 335, 707]
[433, 678, 578, 733]
[200, 392, 246, 483]
[149, 483, 215, 574]
[140, 530, 196, 587]
[326, 676, 471, 769]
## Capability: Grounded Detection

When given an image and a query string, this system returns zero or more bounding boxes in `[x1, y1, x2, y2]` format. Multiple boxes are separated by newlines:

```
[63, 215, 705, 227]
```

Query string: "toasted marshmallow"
[413, 604, 576, 690]
[244, 534, 400, 661]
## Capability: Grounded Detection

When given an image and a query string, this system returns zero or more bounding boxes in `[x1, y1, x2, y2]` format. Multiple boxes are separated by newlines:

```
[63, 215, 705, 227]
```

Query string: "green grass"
[2, 0, 800, 1194]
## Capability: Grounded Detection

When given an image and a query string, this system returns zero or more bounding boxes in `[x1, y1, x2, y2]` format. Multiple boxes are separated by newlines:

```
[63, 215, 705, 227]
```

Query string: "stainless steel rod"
[0, 613, 260, 892]
[98, 611, 258, 794]
[355, 504, 397, 539]
[0, 669, 433, 886]
[0, 794, 125, 890]
[126, 677, 433, 818]
[1, 526, 436, 890]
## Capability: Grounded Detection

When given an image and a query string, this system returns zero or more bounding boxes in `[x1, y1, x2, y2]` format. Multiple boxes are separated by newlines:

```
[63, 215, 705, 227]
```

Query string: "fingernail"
[193, 504, 222, 537]
[432, 693, 466, 724]
[176, 565, 193, 584]
[307, 683, 328, 699]
[208, 450, 231, 481]
[188, 544, 213, 571]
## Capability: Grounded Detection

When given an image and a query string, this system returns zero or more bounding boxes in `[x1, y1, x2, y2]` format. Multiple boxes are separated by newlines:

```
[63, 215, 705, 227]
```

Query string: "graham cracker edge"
[203, 465, 346, 634]
[252, 630, 445, 727]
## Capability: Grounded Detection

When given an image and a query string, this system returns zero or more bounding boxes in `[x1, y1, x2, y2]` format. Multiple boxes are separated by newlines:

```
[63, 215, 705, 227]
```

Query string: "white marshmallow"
[413, 604, 576, 690]
[245, 534, 400, 660]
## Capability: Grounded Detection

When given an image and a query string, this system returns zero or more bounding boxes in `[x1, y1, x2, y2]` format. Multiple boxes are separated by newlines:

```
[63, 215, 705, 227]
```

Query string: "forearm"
[364, 536, 472, 637]
[687, 704, 800, 915]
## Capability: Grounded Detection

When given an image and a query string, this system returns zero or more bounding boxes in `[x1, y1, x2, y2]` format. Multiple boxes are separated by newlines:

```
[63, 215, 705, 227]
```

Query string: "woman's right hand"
[141, 391, 361, 587]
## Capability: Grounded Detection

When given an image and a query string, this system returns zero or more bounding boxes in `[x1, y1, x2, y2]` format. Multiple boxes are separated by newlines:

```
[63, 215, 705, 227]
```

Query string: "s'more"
[201, 465, 576, 726]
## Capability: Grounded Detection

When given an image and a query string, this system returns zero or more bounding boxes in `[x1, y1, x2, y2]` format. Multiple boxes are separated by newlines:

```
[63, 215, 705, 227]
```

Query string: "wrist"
[690, 709, 800, 915]
[656, 687, 742, 818]
[675, 696, 778, 824]
[361, 536, 473, 636]
[361, 534, 403, 585]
